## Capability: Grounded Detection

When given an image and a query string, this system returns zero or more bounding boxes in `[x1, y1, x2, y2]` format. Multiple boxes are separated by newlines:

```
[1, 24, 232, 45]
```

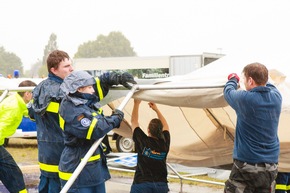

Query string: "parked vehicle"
[110, 131, 134, 153]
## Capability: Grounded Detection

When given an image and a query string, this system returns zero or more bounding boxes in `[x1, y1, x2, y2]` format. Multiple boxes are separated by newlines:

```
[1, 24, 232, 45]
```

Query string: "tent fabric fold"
[102, 54, 290, 171]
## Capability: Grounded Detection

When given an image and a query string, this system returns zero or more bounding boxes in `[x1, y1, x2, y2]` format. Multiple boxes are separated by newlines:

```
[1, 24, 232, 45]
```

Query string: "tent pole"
[0, 89, 9, 103]
[60, 85, 138, 193]
[136, 84, 224, 90]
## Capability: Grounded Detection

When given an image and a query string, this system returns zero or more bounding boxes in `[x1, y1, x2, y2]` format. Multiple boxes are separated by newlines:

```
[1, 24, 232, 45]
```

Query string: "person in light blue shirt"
[223, 62, 282, 193]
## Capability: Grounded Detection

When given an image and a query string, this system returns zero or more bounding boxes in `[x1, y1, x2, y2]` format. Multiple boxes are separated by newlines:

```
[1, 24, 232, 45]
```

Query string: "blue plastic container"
[18, 117, 37, 132]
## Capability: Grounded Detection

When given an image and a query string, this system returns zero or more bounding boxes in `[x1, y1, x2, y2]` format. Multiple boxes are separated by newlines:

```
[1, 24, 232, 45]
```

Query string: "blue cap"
[13, 70, 20, 78]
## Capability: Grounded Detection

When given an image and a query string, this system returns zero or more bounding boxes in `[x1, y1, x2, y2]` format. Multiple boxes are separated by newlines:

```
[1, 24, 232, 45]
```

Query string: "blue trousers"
[275, 172, 290, 193]
[65, 182, 106, 193]
[130, 182, 169, 193]
[0, 145, 27, 193]
[38, 175, 61, 193]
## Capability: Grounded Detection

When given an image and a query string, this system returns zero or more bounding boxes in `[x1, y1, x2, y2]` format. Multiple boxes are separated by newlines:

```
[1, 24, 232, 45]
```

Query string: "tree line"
[0, 31, 167, 78]
[0, 31, 136, 78]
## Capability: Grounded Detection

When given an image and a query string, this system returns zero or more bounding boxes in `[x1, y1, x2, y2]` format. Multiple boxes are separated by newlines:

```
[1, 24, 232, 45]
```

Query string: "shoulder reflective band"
[46, 101, 59, 113]
[39, 162, 59, 173]
[95, 77, 104, 100]
[46, 101, 65, 130]
[86, 117, 98, 140]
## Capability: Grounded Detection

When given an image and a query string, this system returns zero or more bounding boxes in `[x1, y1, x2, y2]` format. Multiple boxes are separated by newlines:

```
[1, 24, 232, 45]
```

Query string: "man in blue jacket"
[223, 62, 282, 193]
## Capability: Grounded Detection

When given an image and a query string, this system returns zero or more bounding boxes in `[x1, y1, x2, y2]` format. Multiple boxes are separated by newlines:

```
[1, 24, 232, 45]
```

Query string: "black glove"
[111, 109, 124, 128]
[120, 72, 137, 89]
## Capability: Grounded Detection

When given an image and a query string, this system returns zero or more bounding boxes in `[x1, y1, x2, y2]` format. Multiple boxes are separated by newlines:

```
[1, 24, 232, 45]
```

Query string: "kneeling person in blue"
[58, 71, 124, 193]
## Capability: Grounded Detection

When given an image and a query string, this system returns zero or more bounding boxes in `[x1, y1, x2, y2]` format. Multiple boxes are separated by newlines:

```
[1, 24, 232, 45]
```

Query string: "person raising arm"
[130, 99, 170, 193]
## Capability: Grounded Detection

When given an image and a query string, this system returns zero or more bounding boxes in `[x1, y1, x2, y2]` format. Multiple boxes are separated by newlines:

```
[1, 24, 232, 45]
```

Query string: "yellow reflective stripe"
[276, 184, 287, 190]
[59, 171, 72, 181]
[59, 115, 65, 130]
[95, 77, 103, 100]
[59, 154, 101, 181]
[92, 112, 97, 116]
[39, 162, 59, 173]
[46, 102, 64, 130]
[287, 185, 290, 190]
[86, 118, 98, 140]
[46, 102, 59, 113]
[19, 189, 28, 193]
[81, 154, 101, 162]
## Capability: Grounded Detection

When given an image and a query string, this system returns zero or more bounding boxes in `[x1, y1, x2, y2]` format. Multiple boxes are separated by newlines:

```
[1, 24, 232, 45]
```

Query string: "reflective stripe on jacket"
[32, 76, 65, 177]
[31, 73, 114, 178]
[58, 92, 122, 188]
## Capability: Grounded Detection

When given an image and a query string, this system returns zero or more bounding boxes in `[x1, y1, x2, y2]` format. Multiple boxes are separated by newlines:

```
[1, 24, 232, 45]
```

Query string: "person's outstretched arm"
[148, 102, 169, 132]
[131, 99, 141, 132]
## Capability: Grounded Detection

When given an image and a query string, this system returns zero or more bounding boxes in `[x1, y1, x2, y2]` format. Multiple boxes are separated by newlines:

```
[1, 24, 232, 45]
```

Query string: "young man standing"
[29, 50, 136, 193]
[223, 62, 282, 193]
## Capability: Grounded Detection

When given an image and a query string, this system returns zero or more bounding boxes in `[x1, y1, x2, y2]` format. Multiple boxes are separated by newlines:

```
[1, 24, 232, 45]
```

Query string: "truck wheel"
[3, 138, 9, 147]
[116, 136, 134, 153]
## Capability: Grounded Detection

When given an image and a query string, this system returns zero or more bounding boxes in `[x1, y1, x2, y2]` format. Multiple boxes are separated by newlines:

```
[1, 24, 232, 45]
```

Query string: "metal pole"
[0, 89, 9, 103]
[135, 84, 224, 90]
[60, 85, 138, 193]
[0, 86, 35, 92]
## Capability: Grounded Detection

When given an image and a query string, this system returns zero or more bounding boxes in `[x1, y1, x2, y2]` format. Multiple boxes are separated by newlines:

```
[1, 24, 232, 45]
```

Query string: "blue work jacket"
[224, 80, 282, 164]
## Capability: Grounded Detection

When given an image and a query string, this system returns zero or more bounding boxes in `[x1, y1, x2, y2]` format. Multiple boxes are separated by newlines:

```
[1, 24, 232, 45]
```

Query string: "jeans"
[130, 182, 169, 193]
[0, 146, 27, 193]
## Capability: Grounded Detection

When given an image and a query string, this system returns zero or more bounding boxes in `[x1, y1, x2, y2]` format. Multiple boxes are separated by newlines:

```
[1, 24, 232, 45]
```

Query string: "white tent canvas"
[103, 54, 290, 172]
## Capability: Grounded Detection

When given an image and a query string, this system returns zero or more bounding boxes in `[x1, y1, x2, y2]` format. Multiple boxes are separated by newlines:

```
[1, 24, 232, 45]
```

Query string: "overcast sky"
[1, 0, 290, 71]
